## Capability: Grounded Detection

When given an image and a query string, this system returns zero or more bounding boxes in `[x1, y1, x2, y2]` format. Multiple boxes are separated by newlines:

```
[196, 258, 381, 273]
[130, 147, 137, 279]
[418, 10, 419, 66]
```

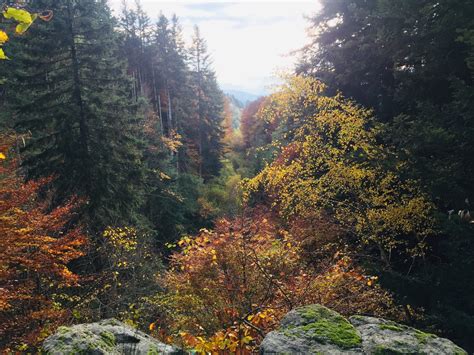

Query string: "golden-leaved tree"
[245, 75, 436, 268]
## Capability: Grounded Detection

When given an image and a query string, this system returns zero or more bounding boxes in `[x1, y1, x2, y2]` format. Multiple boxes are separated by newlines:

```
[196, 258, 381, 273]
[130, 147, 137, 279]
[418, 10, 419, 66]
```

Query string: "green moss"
[413, 329, 436, 344]
[283, 305, 362, 349]
[100, 331, 116, 348]
[453, 347, 467, 355]
[56, 326, 71, 335]
[379, 324, 404, 332]
[373, 345, 406, 355]
[147, 346, 160, 355]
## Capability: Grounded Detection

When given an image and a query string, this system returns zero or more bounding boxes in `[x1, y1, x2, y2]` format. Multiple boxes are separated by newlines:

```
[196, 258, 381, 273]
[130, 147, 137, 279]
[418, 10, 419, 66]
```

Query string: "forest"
[0, 0, 473, 353]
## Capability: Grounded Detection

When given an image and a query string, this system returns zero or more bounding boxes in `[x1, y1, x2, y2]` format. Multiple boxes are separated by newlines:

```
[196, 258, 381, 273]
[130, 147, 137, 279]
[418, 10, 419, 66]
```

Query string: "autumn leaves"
[0, 4, 52, 59]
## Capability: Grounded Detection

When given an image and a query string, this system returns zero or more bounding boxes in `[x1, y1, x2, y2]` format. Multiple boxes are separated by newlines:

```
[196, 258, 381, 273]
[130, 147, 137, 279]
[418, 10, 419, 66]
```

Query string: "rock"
[260, 304, 467, 355]
[261, 305, 363, 354]
[43, 319, 182, 354]
[350, 315, 467, 355]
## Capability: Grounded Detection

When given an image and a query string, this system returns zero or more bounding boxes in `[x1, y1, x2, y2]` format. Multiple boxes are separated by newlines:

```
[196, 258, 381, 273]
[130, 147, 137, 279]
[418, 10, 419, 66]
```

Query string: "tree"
[2, 0, 146, 228]
[188, 25, 224, 180]
[298, 0, 474, 206]
[0, 135, 87, 352]
[118, 0, 151, 100]
[151, 210, 401, 353]
[245, 75, 436, 269]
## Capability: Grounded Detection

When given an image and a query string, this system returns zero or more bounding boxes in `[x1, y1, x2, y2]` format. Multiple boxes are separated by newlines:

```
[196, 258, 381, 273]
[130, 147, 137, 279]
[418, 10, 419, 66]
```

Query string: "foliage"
[245, 76, 437, 267]
[299, 0, 474, 208]
[0, 135, 87, 351]
[152, 210, 402, 353]
[198, 160, 243, 219]
[0, 3, 53, 59]
[299, 1, 474, 349]
[94, 226, 163, 320]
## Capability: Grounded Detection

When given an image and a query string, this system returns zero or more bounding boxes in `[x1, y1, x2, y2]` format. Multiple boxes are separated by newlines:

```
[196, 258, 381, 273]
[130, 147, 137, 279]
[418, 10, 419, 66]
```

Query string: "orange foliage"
[240, 97, 268, 148]
[154, 208, 403, 352]
[0, 136, 87, 351]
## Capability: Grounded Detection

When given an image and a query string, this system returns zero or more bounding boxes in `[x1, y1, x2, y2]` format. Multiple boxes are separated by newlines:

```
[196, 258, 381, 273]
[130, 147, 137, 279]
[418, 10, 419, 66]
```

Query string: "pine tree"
[188, 25, 224, 180]
[119, 0, 151, 100]
[2, 0, 146, 228]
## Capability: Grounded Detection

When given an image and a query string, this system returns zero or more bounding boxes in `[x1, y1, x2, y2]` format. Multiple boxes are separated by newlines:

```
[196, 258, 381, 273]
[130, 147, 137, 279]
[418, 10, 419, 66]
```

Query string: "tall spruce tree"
[188, 25, 224, 180]
[2, 0, 146, 228]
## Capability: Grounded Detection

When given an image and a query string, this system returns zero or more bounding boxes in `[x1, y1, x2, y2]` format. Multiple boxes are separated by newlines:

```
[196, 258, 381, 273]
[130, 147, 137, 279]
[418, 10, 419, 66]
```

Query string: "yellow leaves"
[0, 152, 6, 160]
[0, 30, 8, 44]
[243, 74, 435, 262]
[0, 6, 52, 61]
[149, 322, 156, 331]
[3, 7, 34, 24]
[0, 48, 8, 60]
[180, 326, 254, 354]
[1, 7, 38, 35]
[162, 130, 183, 152]
[210, 249, 217, 262]
[159, 171, 171, 180]
[102, 226, 138, 252]
[15, 16, 37, 35]
[367, 276, 378, 287]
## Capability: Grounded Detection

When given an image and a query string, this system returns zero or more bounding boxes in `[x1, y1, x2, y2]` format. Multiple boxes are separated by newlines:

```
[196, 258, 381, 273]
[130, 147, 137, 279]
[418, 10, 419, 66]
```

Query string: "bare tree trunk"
[151, 66, 163, 137]
[158, 94, 164, 137]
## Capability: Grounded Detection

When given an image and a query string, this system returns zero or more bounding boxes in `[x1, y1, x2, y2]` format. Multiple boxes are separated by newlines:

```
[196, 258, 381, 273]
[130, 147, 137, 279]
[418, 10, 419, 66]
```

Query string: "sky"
[108, 1, 320, 95]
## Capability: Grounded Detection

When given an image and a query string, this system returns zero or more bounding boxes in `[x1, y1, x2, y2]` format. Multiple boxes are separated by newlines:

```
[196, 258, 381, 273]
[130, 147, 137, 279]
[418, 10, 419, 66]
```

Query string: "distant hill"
[223, 89, 261, 106]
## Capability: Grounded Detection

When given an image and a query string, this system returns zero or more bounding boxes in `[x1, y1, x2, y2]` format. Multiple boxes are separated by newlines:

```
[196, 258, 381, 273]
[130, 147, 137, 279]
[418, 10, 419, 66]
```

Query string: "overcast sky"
[108, 1, 320, 95]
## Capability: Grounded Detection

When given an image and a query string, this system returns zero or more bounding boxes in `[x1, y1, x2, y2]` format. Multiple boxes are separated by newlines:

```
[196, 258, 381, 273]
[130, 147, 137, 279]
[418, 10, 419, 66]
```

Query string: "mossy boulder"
[43, 319, 181, 354]
[260, 305, 467, 354]
[350, 316, 467, 355]
[260, 305, 363, 354]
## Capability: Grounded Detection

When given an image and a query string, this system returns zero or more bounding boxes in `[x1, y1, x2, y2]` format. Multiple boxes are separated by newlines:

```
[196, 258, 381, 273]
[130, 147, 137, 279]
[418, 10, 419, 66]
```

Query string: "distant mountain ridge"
[223, 89, 261, 106]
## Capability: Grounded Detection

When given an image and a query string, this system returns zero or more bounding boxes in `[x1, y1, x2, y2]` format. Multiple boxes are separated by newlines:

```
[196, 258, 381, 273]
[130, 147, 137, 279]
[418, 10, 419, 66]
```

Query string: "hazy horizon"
[108, 1, 320, 95]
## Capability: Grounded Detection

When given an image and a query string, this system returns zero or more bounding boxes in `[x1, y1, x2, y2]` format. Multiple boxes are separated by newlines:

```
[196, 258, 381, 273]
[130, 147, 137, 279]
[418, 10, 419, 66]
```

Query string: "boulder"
[43, 319, 182, 354]
[260, 304, 467, 354]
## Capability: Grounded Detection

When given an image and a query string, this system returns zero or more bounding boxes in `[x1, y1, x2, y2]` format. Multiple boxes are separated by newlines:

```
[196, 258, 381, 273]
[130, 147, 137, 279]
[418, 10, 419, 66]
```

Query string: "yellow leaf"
[0, 30, 8, 44]
[149, 322, 155, 331]
[0, 152, 5, 160]
[0, 48, 8, 60]
[3, 7, 33, 24]
[16, 15, 37, 35]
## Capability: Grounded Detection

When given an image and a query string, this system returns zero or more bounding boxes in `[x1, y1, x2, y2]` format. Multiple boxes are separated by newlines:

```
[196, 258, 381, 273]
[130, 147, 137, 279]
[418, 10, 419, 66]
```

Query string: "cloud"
[108, 1, 321, 94]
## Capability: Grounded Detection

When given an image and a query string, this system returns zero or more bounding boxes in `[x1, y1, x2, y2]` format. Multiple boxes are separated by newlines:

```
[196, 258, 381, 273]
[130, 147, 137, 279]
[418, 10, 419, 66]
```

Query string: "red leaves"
[0, 138, 87, 351]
